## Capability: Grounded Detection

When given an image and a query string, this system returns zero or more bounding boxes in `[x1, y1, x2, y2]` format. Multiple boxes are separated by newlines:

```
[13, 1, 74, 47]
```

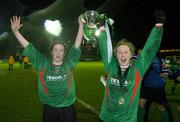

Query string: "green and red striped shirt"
[23, 44, 81, 107]
[98, 26, 163, 122]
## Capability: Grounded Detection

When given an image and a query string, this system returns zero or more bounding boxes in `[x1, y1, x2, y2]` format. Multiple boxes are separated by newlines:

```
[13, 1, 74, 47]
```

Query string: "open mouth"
[120, 59, 127, 65]
[119, 58, 130, 69]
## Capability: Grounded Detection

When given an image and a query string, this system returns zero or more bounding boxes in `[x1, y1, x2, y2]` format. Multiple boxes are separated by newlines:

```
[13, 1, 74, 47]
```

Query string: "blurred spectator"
[18, 55, 23, 68]
[23, 56, 29, 69]
[8, 55, 15, 71]
[168, 68, 180, 114]
[138, 56, 172, 122]
[169, 68, 180, 94]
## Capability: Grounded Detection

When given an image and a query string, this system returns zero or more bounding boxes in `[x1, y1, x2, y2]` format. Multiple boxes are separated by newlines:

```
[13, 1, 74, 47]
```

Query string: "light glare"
[44, 19, 62, 36]
[95, 29, 100, 36]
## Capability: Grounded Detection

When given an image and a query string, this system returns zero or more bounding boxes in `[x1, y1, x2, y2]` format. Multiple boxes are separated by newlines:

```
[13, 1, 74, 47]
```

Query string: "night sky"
[0, 0, 179, 56]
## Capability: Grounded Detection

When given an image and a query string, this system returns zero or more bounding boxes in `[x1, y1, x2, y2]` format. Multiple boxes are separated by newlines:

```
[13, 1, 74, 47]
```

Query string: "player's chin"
[55, 58, 63, 62]
[120, 63, 128, 67]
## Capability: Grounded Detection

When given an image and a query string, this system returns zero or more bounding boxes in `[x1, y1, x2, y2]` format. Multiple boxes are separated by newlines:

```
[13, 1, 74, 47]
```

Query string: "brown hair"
[50, 40, 67, 55]
[113, 38, 135, 55]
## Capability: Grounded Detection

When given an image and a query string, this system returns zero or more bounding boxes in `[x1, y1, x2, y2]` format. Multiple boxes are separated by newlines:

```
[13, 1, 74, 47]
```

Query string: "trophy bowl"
[82, 10, 100, 29]
[81, 10, 104, 42]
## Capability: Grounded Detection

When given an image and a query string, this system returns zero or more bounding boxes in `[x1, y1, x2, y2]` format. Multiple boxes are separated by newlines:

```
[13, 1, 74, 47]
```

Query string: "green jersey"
[98, 26, 163, 122]
[23, 44, 81, 107]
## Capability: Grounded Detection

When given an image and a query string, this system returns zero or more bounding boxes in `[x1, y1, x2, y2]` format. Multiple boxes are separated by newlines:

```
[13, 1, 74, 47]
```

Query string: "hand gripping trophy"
[80, 10, 114, 45]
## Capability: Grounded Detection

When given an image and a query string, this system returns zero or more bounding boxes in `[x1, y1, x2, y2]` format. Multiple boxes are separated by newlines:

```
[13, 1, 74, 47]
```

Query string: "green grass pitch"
[0, 61, 179, 122]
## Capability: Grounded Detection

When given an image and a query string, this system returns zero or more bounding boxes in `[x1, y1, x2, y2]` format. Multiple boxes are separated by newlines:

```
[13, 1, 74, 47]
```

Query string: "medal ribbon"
[118, 66, 129, 97]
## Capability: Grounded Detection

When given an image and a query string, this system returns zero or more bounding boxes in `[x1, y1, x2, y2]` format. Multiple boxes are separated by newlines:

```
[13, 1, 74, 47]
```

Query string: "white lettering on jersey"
[124, 80, 128, 86]
[46, 75, 67, 81]
[110, 78, 129, 87]
[110, 77, 120, 86]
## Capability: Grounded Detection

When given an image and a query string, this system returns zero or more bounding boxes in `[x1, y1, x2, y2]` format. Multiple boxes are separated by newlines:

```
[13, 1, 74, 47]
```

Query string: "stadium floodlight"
[44, 19, 62, 36]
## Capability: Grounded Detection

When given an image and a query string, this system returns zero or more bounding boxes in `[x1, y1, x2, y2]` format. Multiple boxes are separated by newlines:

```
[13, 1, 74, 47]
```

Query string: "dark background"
[0, 0, 179, 56]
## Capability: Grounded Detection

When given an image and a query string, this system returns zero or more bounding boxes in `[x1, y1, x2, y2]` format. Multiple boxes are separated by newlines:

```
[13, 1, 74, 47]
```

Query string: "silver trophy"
[81, 10, 106, 43]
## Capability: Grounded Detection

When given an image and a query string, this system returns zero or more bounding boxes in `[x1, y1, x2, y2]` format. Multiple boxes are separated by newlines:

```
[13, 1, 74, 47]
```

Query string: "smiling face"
[114, 39, 135, 69]
[51, 43, 65, 65]
[116, 45, 132, 69]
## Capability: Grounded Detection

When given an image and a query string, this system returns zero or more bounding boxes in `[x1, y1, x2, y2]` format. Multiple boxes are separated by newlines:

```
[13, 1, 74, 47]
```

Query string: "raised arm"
[65, 16, 84, 70]
[136, 23, 163, 78]
[10, 16, 29, 48]
[74, 16, 84, 48]
[135, 10, 166, 77]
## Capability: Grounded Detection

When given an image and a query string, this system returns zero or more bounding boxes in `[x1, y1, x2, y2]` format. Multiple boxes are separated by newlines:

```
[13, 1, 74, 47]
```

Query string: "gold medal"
[119, 97, 125, 104]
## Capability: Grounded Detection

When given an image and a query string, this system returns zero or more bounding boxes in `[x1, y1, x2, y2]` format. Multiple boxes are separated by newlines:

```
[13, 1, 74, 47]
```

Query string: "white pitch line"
[76, 97, 99, 115]
[31, 68, 99, 115]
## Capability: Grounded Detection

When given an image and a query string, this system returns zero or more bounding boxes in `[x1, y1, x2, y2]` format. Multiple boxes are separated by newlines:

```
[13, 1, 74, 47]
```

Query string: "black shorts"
[43, 104, 77, 122]
[140, 86, 167, 104]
